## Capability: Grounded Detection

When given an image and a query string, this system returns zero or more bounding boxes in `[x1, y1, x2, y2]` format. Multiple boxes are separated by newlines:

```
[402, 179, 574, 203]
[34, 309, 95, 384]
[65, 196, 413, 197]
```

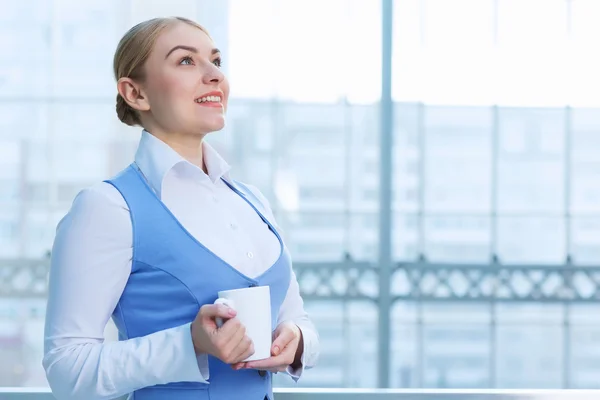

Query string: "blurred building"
[2, 0, 600, 392]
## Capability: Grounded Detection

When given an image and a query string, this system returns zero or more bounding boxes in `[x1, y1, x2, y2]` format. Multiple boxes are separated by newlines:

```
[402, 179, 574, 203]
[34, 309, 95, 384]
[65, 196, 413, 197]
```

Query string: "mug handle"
[214, 297, 236, 328]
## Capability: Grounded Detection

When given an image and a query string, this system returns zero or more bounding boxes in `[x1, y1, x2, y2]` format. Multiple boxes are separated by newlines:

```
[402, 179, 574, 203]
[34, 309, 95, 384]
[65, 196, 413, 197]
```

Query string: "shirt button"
[247, 251, 254, 259]
[230, 223, 238, 230]
[212, 195, 218, 202]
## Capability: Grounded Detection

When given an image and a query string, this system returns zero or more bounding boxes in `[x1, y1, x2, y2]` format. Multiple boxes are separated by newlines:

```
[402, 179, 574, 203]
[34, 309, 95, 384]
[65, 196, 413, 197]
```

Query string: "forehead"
[153, 22, 213, 55]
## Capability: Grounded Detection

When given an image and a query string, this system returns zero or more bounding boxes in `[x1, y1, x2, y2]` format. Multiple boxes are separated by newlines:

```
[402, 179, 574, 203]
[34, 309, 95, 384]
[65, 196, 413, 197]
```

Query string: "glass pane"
[0, 0, 51, 98]
[571, 108, 600, 213]
[496, 303, 564, 324]
[394, 213, 419, 261]
[420, 305, 491, 388]
[496, 0, 568, 106]
[423, 304, 491, 324]
[569, 304, 600, 325]
[423, 0, 494, 48]
[417, 105, 493, 262]
[570, 304, 600, 388]
[422, 324, 490, 388]
[496, 325, 564, 388]
[497, 0, 567, 47]
[24, 211, 56, 258]
[394, 103, 420, 211]
[51, 103, 116, 140]
[0, 214, 19, 257]
[53, 0, 120, 97]
[497, 216, 566, 263]
[0, 298, 47, 385]
[497, 107, 566, 213]
[394, 103, 421, 260]
[273, 301, 377, 388]
[391, 303, 419, 387]
[229, 0, 380, 103]
[0, 26, 50, 97]
[393, 0, 496, 104]
[570, 0, 600, 106]
[571, 327, 600, 388]
[571, 217, 600, 264]
[130, 0, 200, 23]
[25, 140, 50, 188]
[424, 215, 491, 262]
[424, 106, 492, 213]
[391, 324, 418, 387]
[0, 104, 47, 140]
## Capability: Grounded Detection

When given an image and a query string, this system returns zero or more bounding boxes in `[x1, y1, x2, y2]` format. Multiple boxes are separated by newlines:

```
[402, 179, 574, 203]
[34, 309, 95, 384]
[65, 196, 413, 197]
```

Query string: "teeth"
[196, 96, 221, 103]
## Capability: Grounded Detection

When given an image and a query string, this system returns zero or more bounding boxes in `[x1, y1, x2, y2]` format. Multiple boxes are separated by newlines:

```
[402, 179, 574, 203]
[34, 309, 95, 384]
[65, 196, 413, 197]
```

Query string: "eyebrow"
[165, 45, 221, 59]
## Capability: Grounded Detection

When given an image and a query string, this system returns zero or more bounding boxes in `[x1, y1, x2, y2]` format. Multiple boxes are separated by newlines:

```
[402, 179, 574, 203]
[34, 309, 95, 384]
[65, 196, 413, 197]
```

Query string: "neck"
[150, 129, 208, 173]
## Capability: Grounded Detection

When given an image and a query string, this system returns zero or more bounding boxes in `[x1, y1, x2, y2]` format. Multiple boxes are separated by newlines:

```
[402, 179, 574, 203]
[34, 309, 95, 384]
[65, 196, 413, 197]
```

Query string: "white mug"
[214, 285, 272, 362]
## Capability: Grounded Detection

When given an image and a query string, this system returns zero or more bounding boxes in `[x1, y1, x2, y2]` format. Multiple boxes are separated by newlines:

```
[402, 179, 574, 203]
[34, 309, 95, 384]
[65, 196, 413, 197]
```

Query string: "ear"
[117, 77, 150, 112]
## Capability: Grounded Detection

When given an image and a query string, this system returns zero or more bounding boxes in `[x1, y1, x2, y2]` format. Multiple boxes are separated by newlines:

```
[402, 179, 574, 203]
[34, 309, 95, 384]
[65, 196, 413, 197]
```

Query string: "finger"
[219, 317, 244, 339]
[271, 328, 295, 356]
[222, 320, 246, 353]
[229, 335, 254, 364]
[200, 304, 237, 320]
[231, 362, 246, 370]
[239, 339, 255, 362]
[214, 319, 244, 362]
[245, 351, 289, 370]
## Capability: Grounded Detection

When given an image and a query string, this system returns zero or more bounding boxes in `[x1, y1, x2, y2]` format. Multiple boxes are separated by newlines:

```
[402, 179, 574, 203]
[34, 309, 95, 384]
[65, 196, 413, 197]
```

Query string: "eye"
[212, 57, 222, 68]
[179, 55, 194, 66]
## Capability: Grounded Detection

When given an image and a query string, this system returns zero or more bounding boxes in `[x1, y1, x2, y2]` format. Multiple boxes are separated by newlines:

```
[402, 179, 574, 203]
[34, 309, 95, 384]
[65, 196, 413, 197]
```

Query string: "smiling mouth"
[195, 95, 222, 104]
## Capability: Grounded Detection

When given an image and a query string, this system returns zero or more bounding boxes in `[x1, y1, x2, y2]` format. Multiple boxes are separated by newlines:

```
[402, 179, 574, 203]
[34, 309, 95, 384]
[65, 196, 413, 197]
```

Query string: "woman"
[43, 17, 319, 400]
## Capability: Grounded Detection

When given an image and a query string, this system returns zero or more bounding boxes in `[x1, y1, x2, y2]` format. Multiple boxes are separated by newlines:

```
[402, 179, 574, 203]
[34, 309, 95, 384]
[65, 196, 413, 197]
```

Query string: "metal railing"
[1, 388, 600, 400]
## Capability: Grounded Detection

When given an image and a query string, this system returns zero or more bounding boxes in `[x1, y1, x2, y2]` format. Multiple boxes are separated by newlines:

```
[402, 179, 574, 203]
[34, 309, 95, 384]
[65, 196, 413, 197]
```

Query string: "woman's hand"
[232, 321, 303, 372]
[191, 303, 255, 364]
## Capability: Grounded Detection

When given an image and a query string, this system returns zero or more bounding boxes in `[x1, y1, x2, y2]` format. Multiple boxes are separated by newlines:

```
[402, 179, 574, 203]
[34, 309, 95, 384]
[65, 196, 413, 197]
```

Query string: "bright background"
[3, 0, 600, 390]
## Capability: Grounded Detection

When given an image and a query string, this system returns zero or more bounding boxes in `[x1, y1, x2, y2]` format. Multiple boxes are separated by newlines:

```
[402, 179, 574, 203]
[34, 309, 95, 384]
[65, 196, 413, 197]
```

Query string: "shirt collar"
[134, 130, 232, 197]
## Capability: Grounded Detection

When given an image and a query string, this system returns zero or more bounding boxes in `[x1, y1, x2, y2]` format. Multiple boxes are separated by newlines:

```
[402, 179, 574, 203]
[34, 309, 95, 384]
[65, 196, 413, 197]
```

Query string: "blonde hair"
[113, 17, 209, 126]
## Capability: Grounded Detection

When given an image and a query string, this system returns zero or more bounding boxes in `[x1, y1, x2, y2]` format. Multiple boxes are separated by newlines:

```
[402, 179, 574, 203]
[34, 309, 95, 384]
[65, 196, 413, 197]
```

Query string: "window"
[0, 180, 19, 202]
[300, 187, 345, 203]
[424, 106, 493, 214]
[498, 108, 566, 214]
[0, 220, 17, 242]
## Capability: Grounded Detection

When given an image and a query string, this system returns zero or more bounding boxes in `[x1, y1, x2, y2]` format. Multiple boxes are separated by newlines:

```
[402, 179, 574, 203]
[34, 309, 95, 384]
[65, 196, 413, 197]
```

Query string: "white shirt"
[43, 131, 319, 400]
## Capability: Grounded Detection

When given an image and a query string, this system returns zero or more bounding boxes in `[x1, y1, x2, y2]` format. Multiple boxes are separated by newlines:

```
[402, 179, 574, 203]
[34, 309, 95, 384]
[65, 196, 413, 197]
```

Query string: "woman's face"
[136, 22, 229, 135]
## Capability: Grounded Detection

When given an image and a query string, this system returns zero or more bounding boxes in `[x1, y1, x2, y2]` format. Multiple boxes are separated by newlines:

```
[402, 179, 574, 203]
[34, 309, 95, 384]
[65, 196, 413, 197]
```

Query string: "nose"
[202, 63, 224, 85]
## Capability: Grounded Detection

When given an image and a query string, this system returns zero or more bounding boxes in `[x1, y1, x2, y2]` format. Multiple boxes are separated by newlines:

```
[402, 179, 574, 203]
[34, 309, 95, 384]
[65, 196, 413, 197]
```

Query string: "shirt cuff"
[285, 352, 305, 382]
[284, 323, 317, 382]
[196, 353, 210, 381]
[169, 322, 210, 383]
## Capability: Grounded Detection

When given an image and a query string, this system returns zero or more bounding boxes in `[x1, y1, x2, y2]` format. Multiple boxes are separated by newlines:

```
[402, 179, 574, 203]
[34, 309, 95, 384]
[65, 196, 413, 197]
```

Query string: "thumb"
[200, 303, 237, 320]
[272, 327, 294, 356]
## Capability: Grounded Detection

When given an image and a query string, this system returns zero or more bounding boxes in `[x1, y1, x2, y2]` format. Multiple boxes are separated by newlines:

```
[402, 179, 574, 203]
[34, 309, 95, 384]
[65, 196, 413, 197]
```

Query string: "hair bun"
[116, 93, 140, 127]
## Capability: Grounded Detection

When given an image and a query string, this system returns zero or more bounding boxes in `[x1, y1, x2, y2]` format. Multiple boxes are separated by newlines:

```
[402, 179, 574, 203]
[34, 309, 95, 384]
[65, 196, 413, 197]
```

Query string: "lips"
[195, 95, 221, 104]
[195, 91, 223, 105]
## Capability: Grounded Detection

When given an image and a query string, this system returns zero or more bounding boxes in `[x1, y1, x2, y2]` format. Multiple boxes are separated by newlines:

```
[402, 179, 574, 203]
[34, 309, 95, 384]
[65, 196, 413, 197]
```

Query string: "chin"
[192, 118, 225, 135]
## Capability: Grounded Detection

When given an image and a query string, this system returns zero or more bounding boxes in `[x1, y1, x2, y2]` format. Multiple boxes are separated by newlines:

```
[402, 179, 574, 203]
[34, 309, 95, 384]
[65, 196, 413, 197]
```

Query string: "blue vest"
[105, 165, 291, 400]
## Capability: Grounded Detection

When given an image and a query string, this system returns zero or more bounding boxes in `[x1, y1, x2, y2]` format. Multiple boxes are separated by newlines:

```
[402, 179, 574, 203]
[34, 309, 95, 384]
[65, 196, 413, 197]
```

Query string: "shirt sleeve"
[277, 268, 320, 380]
[43, 184, 209, 400]
[243, 183, 320, 380]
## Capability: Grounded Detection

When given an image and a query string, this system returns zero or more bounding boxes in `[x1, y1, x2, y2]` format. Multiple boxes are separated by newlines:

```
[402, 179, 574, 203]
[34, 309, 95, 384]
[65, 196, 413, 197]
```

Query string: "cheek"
[155, 73, 195, 101]
[146, 78, 173, 110]
[221, 79, 231, 109]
